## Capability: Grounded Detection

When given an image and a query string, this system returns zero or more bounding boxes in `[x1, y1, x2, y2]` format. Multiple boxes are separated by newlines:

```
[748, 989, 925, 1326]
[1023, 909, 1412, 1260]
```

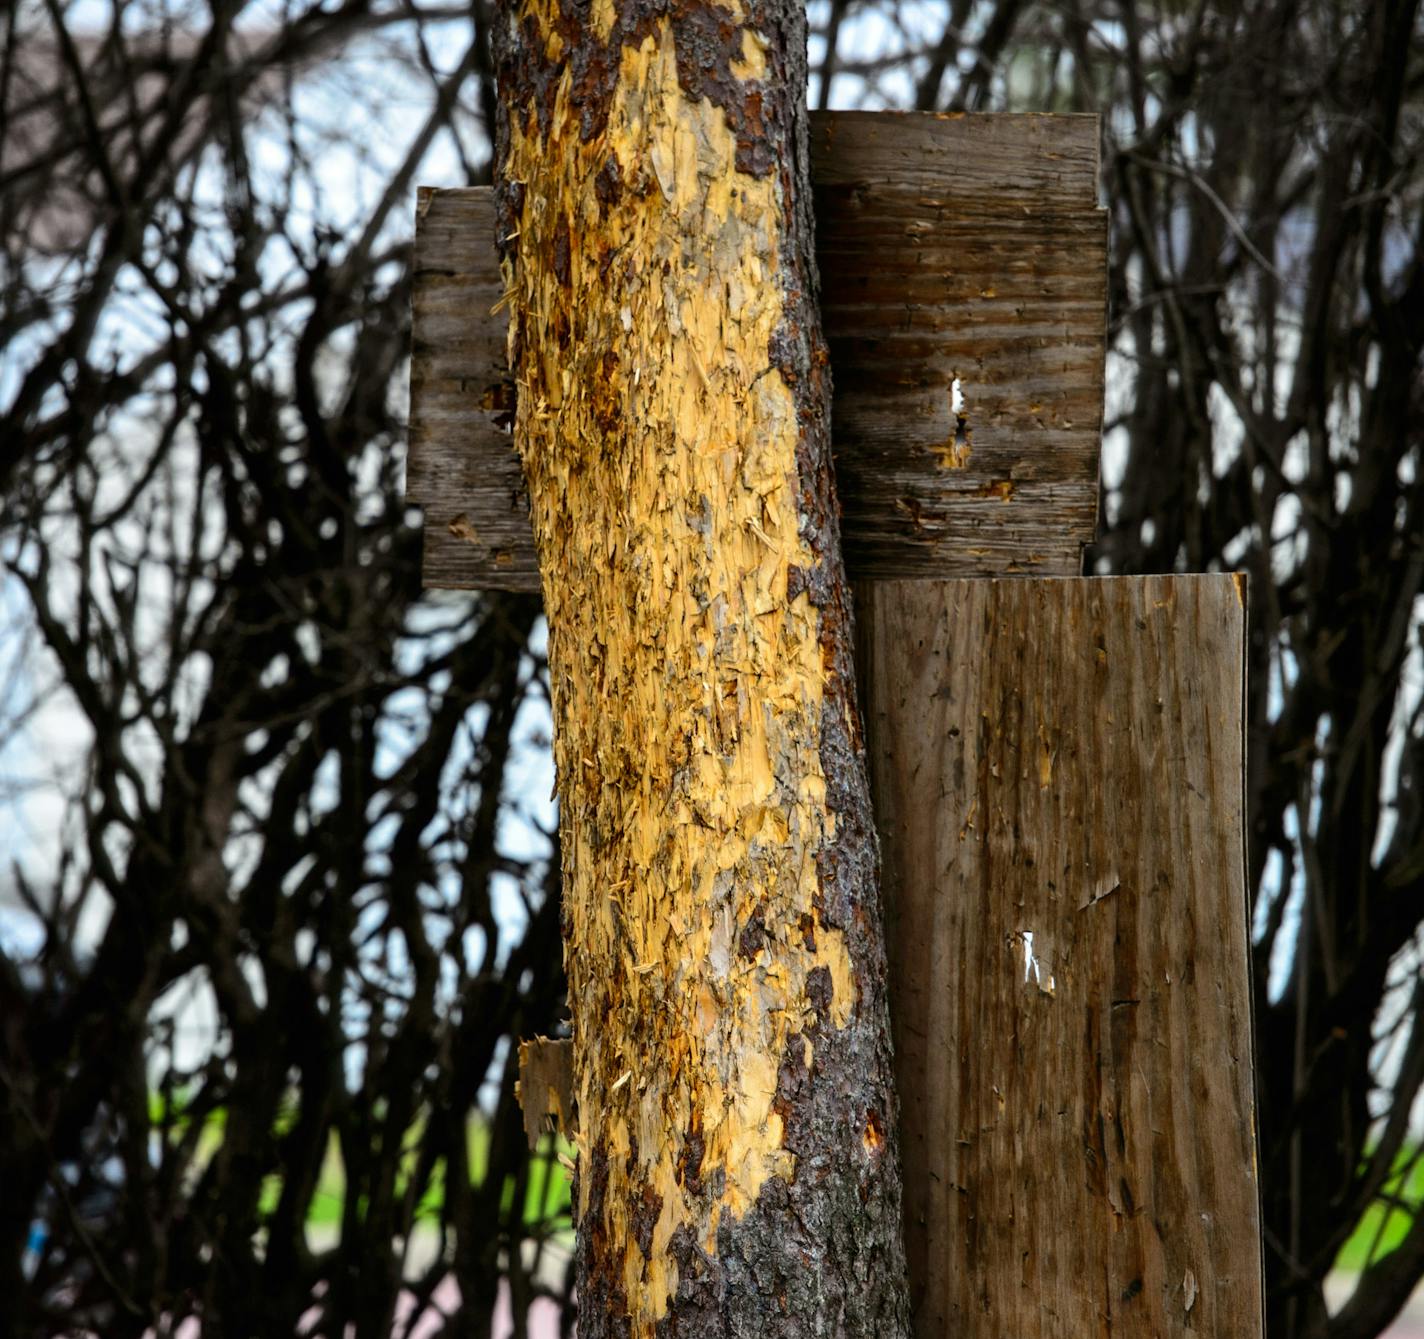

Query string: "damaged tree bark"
[492, 0, 912, 1334]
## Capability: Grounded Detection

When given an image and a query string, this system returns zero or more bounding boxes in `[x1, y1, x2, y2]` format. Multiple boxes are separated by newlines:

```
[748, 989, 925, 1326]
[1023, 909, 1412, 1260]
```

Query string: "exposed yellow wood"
[501, 18, 858, 1330]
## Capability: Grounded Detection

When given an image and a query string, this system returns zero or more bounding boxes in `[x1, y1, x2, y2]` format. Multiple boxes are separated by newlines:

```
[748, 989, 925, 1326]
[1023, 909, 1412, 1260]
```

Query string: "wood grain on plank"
[408, 112, 1105, 592]
[856, 574, 1262, 1338]
[808, 111, 1100, 202]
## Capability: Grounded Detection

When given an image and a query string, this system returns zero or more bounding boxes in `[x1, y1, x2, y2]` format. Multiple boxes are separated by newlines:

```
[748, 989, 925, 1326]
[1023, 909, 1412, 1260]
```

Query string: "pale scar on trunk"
[500, 11, 861, 1328]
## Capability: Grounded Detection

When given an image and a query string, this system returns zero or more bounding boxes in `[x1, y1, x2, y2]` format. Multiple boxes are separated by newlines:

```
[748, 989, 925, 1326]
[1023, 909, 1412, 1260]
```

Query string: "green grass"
[1335, 1152, 1424, 1274]
[148, 1092, 1421, 1269]
[254, 1126, 572, 1230]
[148, 1093, 572, 1232]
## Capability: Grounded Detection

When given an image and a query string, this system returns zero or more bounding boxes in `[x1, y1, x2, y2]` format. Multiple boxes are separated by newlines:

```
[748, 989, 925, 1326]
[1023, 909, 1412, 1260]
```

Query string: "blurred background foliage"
[2, 1, 1422, 1336]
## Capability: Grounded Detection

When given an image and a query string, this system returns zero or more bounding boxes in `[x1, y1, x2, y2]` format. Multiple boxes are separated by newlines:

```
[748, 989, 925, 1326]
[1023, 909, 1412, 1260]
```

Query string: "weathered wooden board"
[407, 112, 1105, 592]
[856, 574, 1262, 1338]
[809, 111, 1101, 204]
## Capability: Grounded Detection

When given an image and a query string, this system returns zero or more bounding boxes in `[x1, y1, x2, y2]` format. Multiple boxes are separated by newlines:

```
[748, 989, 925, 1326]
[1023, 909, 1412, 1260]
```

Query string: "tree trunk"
[491, 2, 912, 1334]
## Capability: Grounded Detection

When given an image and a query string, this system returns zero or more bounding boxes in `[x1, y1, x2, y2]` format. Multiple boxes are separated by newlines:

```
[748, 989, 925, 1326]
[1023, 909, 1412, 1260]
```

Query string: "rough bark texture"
[491, 2, 912, 1335]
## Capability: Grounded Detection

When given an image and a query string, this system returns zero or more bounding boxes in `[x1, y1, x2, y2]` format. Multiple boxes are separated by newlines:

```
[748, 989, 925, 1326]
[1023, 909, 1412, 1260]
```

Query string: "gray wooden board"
[855, 574, 1263, 1338]
[408, 112, 1106, 592]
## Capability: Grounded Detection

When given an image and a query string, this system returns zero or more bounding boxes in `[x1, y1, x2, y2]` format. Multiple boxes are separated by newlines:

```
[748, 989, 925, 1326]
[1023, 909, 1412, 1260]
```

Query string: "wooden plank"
[408, 112, 1105, 592]
[408, 188, 530, 582]
[809, 111, 1100, 203]
[856, 574, 1262, 1338]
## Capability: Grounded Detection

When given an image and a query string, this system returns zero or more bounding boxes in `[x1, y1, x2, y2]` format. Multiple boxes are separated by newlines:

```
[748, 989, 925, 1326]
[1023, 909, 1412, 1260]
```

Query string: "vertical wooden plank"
[856, 574, 1262, 1338]
[408, 187, 538, 590]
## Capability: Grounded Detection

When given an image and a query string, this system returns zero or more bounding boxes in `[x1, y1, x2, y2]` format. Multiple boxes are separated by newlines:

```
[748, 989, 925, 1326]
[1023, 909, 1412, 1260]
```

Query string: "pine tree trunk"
[492, 3, 912, 1333]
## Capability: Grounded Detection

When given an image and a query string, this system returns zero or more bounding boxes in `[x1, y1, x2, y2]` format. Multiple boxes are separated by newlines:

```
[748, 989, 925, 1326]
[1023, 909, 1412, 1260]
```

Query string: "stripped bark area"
[492, 0, 912, 1333]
